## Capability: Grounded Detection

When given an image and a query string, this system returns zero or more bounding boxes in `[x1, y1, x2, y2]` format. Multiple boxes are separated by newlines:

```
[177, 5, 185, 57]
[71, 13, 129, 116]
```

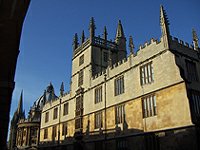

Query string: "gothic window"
[115, 76, 125, 96]
[31, 128, 37, 137]
[44, 128, 48, 139]
[75, 96, 83, 116]
[95, 111, 103, 129]
[30, 128, 38, 145]
[140, 62, 154, 85]
[95, 86, 102, 104]
[78, 70, 84, 86]
[79, 54, 84, 66]
[75, 117, 83, 129]
[52, 125, 57, 139]
[75, 96, 83, 130]
[53, 107, 58, 120]
[62, 122, 68, 136]
[191, 90, 200, 118]
[142, 94, 157, 118]
[115, 104, 125, 124]
[186, 60, 198, 82]
[103, 52, 108, 62]
[63, 102, 69, 116]
[45, 112, 49, 123]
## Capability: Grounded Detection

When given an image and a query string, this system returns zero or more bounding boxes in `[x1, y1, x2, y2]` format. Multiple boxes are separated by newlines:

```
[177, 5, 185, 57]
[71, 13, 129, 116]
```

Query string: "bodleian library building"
[9, 5, 200, 150]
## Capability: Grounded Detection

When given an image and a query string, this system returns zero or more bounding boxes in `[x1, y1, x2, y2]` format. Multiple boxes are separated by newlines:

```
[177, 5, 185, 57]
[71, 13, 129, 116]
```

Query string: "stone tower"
[70, 17, 128, 92]
[9, 91, 25, 150]
[70, 17, 128, 133]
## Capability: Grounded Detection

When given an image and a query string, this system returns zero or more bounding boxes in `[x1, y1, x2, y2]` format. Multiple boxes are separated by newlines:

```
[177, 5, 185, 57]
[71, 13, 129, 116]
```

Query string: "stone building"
[9, 92, 25, 150]
[38, 5, 200, 150]
[14, 95, 42, 150]
[9, 83, 58, 150]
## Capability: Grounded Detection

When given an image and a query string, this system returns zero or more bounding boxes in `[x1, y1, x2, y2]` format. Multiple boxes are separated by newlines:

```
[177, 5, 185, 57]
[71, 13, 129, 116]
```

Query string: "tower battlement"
[92, 57, 129, 80]
[137, 38, 160, 52]
[91, 37, 162, 81]
[170, 36, 194, 49]
[93, 36, 117, 50]
[110, 57, 128, 69]
[73, 38, 90, 57]
[92, 69, 107, 80]
[73, 30, 119, 58]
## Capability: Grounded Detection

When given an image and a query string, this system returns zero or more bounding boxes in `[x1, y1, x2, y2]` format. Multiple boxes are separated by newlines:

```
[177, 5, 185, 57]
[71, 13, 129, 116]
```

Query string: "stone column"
[27, 127, 30, 146]
[20, 128, 23, 146]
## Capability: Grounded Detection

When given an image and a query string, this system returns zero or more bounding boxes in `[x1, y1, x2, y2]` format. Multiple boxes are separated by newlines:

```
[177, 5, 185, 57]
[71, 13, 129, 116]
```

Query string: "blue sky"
[10, 0, 200, 122]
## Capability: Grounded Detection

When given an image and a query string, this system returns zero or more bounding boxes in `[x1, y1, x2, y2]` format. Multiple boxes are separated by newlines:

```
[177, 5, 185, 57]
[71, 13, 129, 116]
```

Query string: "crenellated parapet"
[72, 17, 127, 61]
[110, 57, 128, 69]
[92, 69, 107, 80]
[170, 36, 195, 50]
[137, 38, 160, 52]
[89, 30, 199, 84]
[62, 90, 70, 97]
[93, 36, 117, 50]
[92, 57, 128, 80]
[91, 35, 168, 82]
[73, 38, 90, 57]
[73, 36, 118, 58]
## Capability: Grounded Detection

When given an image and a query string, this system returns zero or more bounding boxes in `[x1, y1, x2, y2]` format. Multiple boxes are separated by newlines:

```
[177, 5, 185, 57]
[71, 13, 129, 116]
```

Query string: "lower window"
[142, 94, 157, 118]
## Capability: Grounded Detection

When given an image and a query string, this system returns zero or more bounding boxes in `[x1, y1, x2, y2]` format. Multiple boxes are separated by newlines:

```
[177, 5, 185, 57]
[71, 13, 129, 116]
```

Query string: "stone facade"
[9, 84, 58, 150]
[38, 5, 200, 150]
[9, 92, 25, 150]
[16, 121, 40, 149]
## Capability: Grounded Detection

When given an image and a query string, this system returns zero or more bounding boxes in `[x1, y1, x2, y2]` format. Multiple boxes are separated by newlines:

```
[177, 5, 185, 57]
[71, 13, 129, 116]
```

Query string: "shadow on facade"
[39, 125, 199, 150]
